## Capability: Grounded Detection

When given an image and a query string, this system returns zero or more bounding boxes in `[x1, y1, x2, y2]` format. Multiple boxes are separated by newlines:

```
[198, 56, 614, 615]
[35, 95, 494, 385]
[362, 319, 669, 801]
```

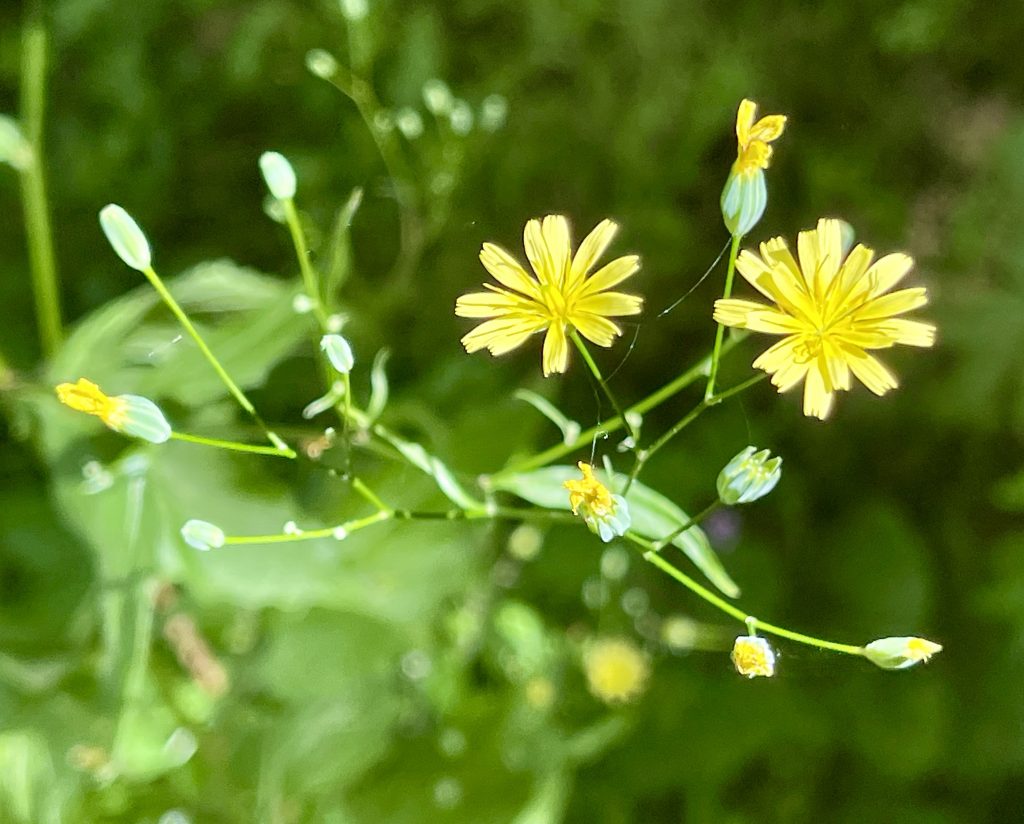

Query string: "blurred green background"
[2, 0, 1024, 821]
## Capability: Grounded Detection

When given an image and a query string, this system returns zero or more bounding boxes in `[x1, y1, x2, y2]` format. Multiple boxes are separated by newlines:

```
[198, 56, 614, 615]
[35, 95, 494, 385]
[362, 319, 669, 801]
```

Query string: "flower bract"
[713, 218, 936, 419]
[563, 462, 631, 542]
[456, 216, 642, 376]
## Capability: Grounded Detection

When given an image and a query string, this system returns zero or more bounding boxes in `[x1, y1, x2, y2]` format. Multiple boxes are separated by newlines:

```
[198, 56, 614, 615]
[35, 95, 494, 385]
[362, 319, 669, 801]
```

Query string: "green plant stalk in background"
[704, 233, 742, 400]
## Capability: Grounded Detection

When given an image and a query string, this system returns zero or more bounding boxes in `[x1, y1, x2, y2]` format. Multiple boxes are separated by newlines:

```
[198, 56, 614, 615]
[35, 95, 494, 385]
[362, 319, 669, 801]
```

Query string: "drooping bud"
[259, 151, 297, 200]
[731, 634, 776, 678]
[180, 519, 226, 551]
[99, 204, 152, 271]
[717, 446, 782, 505]
[320, 334, 355, 375]
[863, 636, 943, 670]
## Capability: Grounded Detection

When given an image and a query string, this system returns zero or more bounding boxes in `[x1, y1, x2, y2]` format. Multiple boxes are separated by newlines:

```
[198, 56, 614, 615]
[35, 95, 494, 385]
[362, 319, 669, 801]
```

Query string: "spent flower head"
[583, 637, 650, 704]
[731, 634, 776, 678]
[56, 378, 171, 444]
[863, 636, 942, 670]
[456, 216, 642, 375]
[564, 462, 631, 542]
[713, 218, 936, 419]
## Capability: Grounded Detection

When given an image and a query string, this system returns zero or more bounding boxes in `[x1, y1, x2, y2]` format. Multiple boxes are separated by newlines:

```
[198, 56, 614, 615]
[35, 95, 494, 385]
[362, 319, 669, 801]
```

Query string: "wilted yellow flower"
[583, 637, 650, 704]
[456, 216, 642, 376]
[713, 218, 936, 420]
[564, 462, 631, 542]
[732, 98, 787, 177]
[56, 378, 171, 443]
[731, 635, 776, 678]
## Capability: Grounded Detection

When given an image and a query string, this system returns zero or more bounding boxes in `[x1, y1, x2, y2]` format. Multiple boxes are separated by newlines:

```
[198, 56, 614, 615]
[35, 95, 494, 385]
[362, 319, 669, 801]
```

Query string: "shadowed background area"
[1, 0, 1023, 821]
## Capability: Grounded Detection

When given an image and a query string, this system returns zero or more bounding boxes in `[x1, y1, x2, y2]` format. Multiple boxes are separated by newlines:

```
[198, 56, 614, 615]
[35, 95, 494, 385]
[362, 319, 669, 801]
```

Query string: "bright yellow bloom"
[731, 635, 776, 678]
[714, 218, 936, 420]
[456, 215, 642, 376]
[56, 378, 129, 429]
[733, 98, 787, 176]
[564, 462, 631, 542]
[583, 637, 650, 704]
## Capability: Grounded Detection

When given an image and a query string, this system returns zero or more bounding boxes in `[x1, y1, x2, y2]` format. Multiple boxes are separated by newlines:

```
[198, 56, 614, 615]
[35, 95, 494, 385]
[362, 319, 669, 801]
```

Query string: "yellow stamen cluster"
[56, 378, 128, 430]
[564, 461, 614, 519]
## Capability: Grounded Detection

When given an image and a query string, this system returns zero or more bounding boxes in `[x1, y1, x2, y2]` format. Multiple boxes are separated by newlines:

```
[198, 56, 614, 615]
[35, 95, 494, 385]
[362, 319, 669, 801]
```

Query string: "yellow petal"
[752, 335, 807, 373]
[852, 287, 928, 321]
[578, 255, 641, 297]
[573, 313, 622, 347]
[736, 99, 758, 145]
[798, 219, 843, 295]
[868, 318, 936, 347]
[574, 291, 643, 317]
[735, 249, 778, 301]
[820, 343, 851, 392]
[524, 218, 556, 286]
[479, 243, 542, 300]
[829, 243, 874, 307]
[541, 215, 572, 287]
[542, 324, 570, 376]
[461, 317, 546, 354]
[841, 345, 899, 395]
[862, 253, 915, 298]
[568, 219, 618, 291]
[802, 363, 834, 420]
[455, 290, 538, 318]
[749, 114, 786, 143]
[713, 299, 801, 334]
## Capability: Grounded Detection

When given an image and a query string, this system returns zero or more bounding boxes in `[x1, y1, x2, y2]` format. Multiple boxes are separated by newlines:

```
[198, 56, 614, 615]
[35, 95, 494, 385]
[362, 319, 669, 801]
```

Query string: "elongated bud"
[321, 334, 355, 375]
[181, 519, 225, 551]
[717, 446, 782, 505]
[863, 636, 942, 670]
[55, 378, 170, 443]
[259, 151, 297, 200]
[721, 169, 767, 238]
[99, 204, 152, 271]
[305, 48, 338, 79]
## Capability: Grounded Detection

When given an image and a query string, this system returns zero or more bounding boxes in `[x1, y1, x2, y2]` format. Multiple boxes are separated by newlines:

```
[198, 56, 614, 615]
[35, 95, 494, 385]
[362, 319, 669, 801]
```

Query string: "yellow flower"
[456, 215, 642, 376]
[731, 635, 776, 678]
[56, 378, 129, 429]
[583, 637, 650, 704]
[732, 98, 787, 176]
[564, 462, 631, 542]
[713, 218, 936, 420]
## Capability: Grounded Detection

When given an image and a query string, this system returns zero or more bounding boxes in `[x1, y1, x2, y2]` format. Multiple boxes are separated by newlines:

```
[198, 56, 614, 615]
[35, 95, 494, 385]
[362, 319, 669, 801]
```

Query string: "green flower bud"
[321, 334, 354, 375]
[305, 48, 338, 79]
[259, 151, 296, 200]
[100, 204, 152, 271]
[118, 395, 172, 443]
[449, 100, 474, 135]
[720, 169, 767, 238]
[395, 108, 424, 140]
[863, 636, 942, 670]
[422, 79, 453, 116]
[0, 115, 32, 170]
[339, 0, 368, 21]
[181, 519, 225, 551]
[717, 446, 782, 505]
[479, 95, 508, 132]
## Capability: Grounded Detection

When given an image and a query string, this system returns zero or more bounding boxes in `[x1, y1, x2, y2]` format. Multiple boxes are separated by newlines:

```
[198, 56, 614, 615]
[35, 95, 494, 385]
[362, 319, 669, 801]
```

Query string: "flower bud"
[479, 94, 508, 132]
[422, 79, 453, 116]
[305, 48, 339, 79]
[180, 519, 225, 551]
[320, 334, 355, 375]
[259, 151, 297, 200]
[449, 100, 474, 135]
[717, 446, 782, 505]
[100, 204, 152, 271]
[863, 636, 942, 670]
[731, 634, 776, 678]
[0, 115, 32, 170]
[395, 108, 424, 140]
[720, 168, 767, 238]
[118, 395, 172, 443]
[339, 0, 368, 21]
[55, 378, 170, 443]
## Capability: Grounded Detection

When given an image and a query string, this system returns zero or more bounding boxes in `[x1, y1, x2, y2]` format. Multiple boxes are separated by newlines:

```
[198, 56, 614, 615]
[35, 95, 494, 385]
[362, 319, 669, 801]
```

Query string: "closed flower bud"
[99, 204, 152, 271]
[721, 168, 767, 238]
[305, 48, 339, 79]
[422, 79, 453, 116]
[118, 395, 172, 443]
[259, 151, 297, 200]
[55, 378, 170, 444]
[320, 334, 355, 375]
[717, 446, 782, 505]
[180, 519, 225, 551]
[863, 636, 943, 670]
[731, 634, 776, 678]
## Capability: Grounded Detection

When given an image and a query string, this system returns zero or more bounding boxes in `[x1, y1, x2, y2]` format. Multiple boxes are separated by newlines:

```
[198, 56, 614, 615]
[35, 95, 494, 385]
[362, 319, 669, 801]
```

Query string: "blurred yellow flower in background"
[583, 637, 650, 704]
[713, 218, 936, 419]
[456, 215, 642, 376]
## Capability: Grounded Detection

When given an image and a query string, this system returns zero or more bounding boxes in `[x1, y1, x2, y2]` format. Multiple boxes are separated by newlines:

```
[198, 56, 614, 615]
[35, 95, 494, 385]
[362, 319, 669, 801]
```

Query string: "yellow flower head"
[583, 637, 650, 704]
[731, 635, 776, 678]
[733, 98, 787, 176]
[456, 216, 643, 376]
[564, 462, 631, 542]
[713, 218, 936, 420]
[56, 378, 129, 429]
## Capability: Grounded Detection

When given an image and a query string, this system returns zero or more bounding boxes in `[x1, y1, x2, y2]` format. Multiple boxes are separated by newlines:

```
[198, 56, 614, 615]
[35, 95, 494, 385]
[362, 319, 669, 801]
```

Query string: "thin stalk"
[282, 197, 329, 328]
[169, 431, 295, 459]
[704, 233, 742, 399]
[569, 329, 639, 445]
[636, 539, 864, 656]
[19, 20, 62, 357]
[141, 265, 289, 452]
[649, 500, 721, 552]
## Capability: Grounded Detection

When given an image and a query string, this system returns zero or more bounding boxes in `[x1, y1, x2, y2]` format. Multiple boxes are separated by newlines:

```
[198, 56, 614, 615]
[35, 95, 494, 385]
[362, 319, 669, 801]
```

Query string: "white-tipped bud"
[181, 519, 225, 551]
[339, 0, 368, 21]
[720, 168, 767, 238]
[100, 204, 152, 271]
[321, 334, 355, 375]
[395, 107, 424, 140]
[0, 115, 32, 170]
[449, 100, 474, 136]
[422, 79, 453, 116]
[479, 95, 508, 132]
[731, 635, 776, 678]
[717, 446, 783, 505]
[863, 636, 943, 670]
[259, 151, 297, 200]
[305, 48, 339, 79]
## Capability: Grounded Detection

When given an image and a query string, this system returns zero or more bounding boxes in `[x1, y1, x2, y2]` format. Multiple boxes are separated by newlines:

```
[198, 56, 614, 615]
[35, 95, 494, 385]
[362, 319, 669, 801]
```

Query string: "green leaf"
[490, 465, 739, 598]
[374, 427, 483, 510]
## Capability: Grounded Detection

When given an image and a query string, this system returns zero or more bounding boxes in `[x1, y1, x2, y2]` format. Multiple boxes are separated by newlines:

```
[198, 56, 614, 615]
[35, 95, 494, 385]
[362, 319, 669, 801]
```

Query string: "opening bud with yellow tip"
[180, 519, 226, 551]
[321, 334, 355, 375]
[717, 446, 782, 505]
[99, 204, 152, 271]
[863, 636, 942, 670]
[731, 634, 776, 678]
[259, 151, 297, 200]
[55, 378, 170, 444]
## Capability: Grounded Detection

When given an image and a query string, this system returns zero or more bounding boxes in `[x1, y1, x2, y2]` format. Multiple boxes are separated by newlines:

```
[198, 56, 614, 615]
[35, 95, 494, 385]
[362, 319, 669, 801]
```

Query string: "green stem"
[636, 540, 863, 656]
[492, 337, 740, 481]
[351, 476, 389, 512]
[569, 329, 639, 445]
[141, 265, 288, 452]
[170, 431, 295, 459]
[282, 197, 330, 328]
[704, 233, 742, 400]
[19, 20, 62, 358]
[649, 500, 721, 552]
